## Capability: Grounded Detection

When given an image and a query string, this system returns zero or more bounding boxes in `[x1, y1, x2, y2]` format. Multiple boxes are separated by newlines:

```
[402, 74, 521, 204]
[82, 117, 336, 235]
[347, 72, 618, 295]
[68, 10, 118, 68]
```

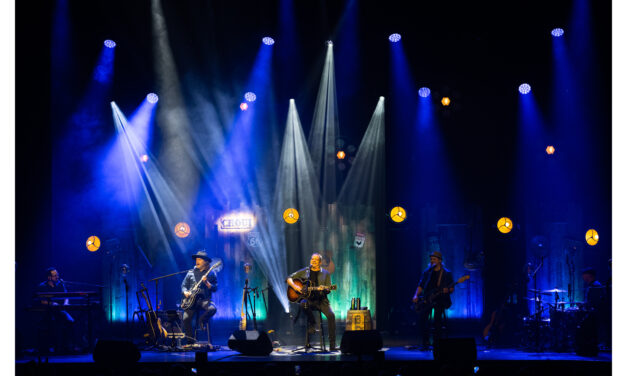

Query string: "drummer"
[581, 268, 605, 311]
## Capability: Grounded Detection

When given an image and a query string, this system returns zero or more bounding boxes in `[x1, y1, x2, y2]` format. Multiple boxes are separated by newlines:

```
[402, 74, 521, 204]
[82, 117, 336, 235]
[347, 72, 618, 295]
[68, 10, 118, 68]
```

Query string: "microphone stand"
[530, 256, 544, 352]
[148, 269, 193, 312]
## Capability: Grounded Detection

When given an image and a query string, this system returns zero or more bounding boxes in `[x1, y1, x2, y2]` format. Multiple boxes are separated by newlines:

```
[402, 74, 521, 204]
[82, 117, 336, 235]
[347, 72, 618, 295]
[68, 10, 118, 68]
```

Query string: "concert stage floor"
[16, 345, 611, 376]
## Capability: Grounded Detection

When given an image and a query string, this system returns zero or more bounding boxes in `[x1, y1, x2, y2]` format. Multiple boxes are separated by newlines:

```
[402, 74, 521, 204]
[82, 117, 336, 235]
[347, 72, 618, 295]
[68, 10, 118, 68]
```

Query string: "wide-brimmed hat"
[191, 250, 212, 262]
[429, 251, 443, 260]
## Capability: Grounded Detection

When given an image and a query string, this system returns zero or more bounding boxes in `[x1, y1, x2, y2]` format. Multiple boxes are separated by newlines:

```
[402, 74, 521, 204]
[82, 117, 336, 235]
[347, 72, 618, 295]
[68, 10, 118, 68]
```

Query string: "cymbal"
[527, 289, 551, 295]
[542, 288, 567, 293]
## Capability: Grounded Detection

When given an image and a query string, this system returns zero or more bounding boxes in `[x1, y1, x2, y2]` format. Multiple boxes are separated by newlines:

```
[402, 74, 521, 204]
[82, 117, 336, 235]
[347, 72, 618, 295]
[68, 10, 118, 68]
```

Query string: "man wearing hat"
[412, 251, 454, 350]
[181, 250, 218, 345]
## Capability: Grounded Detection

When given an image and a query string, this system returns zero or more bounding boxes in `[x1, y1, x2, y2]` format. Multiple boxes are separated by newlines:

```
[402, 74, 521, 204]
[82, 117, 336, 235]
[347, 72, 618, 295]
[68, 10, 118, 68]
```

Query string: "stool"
[305, 310, 326, 351]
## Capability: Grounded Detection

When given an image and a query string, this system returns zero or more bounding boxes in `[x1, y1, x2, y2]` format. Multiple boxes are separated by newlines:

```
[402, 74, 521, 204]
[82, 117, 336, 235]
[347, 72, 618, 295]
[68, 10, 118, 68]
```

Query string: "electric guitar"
[412, 275, 470, 314]
[180, 260, 222, 310]
[287, 278, 337, 303]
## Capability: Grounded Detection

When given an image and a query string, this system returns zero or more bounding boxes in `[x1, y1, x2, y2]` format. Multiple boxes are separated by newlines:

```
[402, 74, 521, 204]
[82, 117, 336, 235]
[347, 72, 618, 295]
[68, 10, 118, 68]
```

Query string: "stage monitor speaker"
[433, 337, 477, 363]
[93, 339, 141, 365]
[340, 330, 383, 354]
[227, 330, 273, 356]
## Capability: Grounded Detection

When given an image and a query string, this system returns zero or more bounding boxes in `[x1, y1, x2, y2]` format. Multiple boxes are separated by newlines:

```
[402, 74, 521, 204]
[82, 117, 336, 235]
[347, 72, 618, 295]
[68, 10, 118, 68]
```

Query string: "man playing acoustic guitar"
[287, 253, 337, 350]
[412, 251, 454, 350]
[181, 250, 218, 345]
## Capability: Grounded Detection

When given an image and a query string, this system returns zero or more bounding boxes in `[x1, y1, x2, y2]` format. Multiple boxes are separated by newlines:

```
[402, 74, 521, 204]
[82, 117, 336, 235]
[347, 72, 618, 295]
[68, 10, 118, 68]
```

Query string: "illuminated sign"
[217, 212, 256, 233]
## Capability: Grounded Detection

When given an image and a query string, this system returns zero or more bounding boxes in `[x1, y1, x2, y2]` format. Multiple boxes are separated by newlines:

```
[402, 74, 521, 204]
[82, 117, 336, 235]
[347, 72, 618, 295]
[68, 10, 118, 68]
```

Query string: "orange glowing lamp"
[240, 103, 248, 111]
[86, 236, 101, 252]
[390, 206, 407, 223]
[497, 217, 513, 234]
[441, 97, 451, 106]
[175, 222, 191, 238]
[337, 151, 346, 160]
[585, 229, 599, 246]
[546, 145, 555, 155]
[283, 208, 299, 224]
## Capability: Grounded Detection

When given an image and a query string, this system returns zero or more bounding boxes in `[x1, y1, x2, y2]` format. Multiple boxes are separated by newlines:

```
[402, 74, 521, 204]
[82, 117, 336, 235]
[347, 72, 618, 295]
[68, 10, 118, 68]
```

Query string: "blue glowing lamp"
[551, 28, 564, 37]
[418, 87, 431, 98]
[389, 33, 401, 43]
[518, 83, 531, 95]
[262, 37, 275, 46]
[104, 39, 116, 48]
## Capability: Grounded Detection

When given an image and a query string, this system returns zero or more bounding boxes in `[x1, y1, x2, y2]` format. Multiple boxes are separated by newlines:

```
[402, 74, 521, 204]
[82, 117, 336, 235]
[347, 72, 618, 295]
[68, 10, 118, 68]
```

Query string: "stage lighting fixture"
[418, 87, 431, 98]
[104, 39, 116, 48]
[147, 93, 159, 103]
[283, 208, 299, 224]
[585, 229, 599, 246]
[140, 154, 149, 163]
[86, 236, 101, 252]
[244, 92, 257, 102]
[336, 150, 346, 160]
[546, 145, 555, 155]
[441, 97, 451, 106]
[175, 222, 191, 238]
[240, 103, 249, 111]
[388, 33, 401, 43]
[390, 206, 406, 223]
[497, 217, 513, 234]
[551, 28, 564, 37]
[262, 37, 275, 46]
[518, 83, 531, 95]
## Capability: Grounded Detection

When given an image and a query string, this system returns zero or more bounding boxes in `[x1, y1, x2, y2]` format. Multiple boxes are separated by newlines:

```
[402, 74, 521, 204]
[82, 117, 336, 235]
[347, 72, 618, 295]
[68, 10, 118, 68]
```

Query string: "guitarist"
[181, 250, 218, 345]
[286, 253, 337, 350]
[412, 251, 454, 350]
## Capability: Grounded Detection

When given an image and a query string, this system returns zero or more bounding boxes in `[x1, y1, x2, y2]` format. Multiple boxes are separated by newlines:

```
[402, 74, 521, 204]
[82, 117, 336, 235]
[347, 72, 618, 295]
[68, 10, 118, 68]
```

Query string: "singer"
[411, 251, 454, 350]
[35, 267, 75, 353]
[286, 253, 337, 350]
[181, 250, 218, 345]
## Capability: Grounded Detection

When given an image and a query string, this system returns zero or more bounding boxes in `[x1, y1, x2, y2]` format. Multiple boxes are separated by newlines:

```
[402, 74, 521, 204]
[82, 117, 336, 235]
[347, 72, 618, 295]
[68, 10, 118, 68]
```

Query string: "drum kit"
[522, 287, 591, 352]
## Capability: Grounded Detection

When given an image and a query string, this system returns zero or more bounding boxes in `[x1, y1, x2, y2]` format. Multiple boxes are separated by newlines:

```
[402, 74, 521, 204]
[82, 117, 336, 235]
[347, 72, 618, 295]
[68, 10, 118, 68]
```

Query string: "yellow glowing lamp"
[283, 208, 299, 224]
[337, 150, 346, 160]
[175, 222, 191, 238]
[390, 206, 407, 223]
[441, 97, 451, 106]
[546, 145, 555, 155]
[86, 236, 101, 252]
[497, 217, 513, 234]
[585, 229, 599, 246]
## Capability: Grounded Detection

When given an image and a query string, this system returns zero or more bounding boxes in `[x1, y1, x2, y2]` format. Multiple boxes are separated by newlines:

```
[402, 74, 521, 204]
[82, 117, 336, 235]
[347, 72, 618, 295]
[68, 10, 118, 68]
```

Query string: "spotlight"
[441, 97, 451, 106]
[147, 93, 159, 103]
[244, 92, 257, 102]
[585, 229, 599, 246]
[497, 217, 513, 234]
[388, 33, 401, 43]
[283, 208, 299, 224]
[104, 39, 116, 48]
[262, 37, 275, 46]
[86, 235, 101, 252]
[551, 28, 564, 37]
[546, 145, 555, 155]
[390, 206, 407, 223]
[174, 222, 191, 238]
[326, 40, 333, 46]
[518, 83, 531, 95]
[240, 103, 249, 111]
[140, 154, 149, 163]
[336, 151, 346, 160]
[418, 87, 431, 98]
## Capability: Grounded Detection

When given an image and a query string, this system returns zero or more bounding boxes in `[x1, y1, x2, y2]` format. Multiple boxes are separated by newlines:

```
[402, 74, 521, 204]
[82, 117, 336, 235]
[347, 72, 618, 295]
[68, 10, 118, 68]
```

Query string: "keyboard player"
[35, 267, 75, 353]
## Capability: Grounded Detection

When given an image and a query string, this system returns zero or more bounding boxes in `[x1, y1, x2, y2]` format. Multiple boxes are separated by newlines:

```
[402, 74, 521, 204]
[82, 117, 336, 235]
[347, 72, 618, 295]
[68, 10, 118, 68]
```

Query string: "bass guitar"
[413, 275, 470, 314]
[180, 260, 222, 310]
[287, 278, 337, 303]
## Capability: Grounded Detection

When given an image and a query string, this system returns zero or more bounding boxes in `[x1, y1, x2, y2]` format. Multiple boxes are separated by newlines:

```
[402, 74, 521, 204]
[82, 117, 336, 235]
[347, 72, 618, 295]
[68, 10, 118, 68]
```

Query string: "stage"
[16, 344, 611, 376]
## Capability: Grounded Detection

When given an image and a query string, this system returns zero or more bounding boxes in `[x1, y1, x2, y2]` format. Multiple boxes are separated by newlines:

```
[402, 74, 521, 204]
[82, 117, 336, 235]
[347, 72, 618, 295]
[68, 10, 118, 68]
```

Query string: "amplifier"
[346, 309, 373, 331]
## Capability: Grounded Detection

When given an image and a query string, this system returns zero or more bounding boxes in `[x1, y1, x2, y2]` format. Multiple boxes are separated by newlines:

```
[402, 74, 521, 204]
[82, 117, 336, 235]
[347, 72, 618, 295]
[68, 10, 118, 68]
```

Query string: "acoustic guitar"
[412, 275, 470, 314]
[287, 278, 337, 303]
[180, 260, 222, 310]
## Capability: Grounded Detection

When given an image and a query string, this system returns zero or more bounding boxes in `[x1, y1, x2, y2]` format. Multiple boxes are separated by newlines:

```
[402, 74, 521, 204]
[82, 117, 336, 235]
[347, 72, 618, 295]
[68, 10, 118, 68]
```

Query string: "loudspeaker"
[340, 330, 383, 354]
[227, 330, 273, 356]
[433, 338, 477, 362]
[93, 339, 141, 365]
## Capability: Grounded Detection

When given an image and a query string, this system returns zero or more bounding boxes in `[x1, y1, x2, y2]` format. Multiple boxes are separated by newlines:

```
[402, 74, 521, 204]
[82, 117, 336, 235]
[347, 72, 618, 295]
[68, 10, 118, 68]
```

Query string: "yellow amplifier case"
[345, 309, 373, 331]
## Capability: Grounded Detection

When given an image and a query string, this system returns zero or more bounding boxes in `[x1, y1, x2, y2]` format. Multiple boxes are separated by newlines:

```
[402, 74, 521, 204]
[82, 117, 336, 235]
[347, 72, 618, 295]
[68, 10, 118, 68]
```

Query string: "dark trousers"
[182, 299, 216, 344]
[300, 298, 336, 346]
[419, 305, 446, 347]
[38, 310, 75, 353]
